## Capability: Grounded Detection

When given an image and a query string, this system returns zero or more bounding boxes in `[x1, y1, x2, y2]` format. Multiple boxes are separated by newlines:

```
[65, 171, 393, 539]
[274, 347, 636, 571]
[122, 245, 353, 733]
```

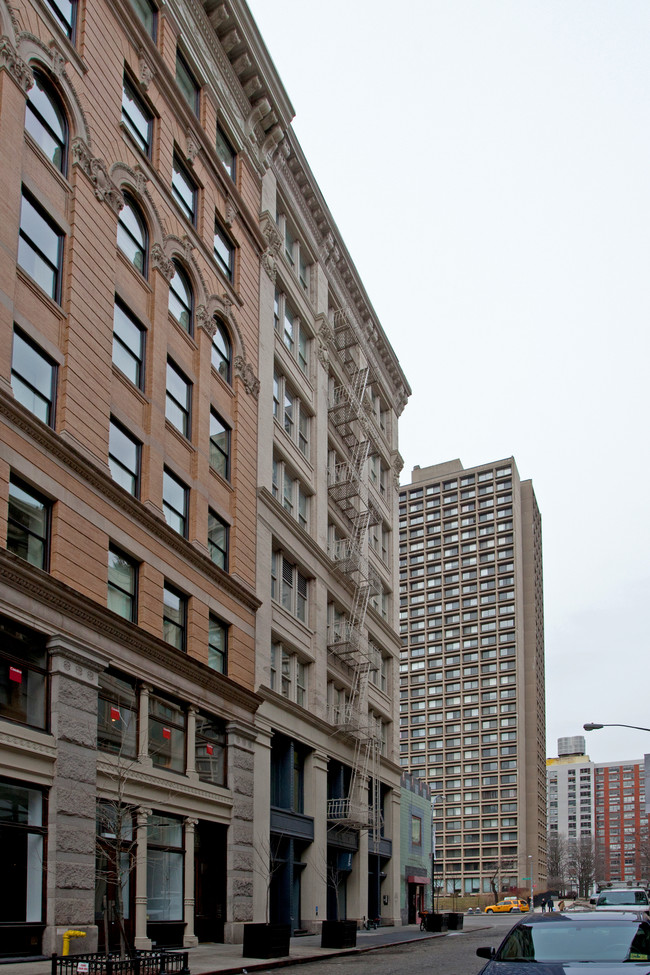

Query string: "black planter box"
[320, 920, 358, 949]
[425, 912, 448, 933]
[446, 912, 464, 930]
[242, 922, 291, 959]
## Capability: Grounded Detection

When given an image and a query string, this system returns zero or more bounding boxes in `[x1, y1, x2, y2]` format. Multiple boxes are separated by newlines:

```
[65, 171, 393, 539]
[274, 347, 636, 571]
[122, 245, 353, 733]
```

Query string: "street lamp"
[430, 794, 445, 911]
[584, 723, 650, 733]
[528, 855, 534, 912]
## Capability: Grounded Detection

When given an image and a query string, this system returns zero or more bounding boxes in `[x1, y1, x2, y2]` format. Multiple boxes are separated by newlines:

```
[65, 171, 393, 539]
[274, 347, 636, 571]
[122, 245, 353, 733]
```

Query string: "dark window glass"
[108, 418, 141, 497]
[149, 697, 186, 772]
[43, 0, 75, 38]
[168, 262, 193, 333]
[7, 476, 49, 571]
[112, 301, 145, 388]
[18, 190, 63, 301]
[163, 583, 186, 652]
[108, 546, 138, 622]
[0, 777, 46, 925]
[25, 71, 67, 172]
[11, 328, 56, 426]
[172, 155, 197, 225]
[129, 0, 157, 36]
[165, 360, 191, 438]
[117, 196, 148, 274]
[208, 615, 227, 674]
[121, 78, 153, 156]
[0, 616, 48, 730]
[216, 124, 236, 181]
[163, 469, 188, 536]
[209, 410, 230, 480]
[195, 713, 226, 786]
[208, 509, 228, 571]
[213, 223, 234, 281]
[211, 320, 231, 382]
[97, 671, 137, 757]
[176, 52, 199, 114]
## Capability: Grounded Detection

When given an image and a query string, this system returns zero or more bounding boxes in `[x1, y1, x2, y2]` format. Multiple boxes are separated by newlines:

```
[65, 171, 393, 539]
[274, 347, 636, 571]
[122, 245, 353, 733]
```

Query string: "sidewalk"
[0, 924, 445, 975]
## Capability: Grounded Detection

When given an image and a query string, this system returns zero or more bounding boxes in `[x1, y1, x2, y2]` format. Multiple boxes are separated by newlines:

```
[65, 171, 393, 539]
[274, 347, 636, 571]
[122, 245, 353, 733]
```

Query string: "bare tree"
[567, 836, 595, 898]
[547, 831, 568, 893]
[485, 857, 517, 901]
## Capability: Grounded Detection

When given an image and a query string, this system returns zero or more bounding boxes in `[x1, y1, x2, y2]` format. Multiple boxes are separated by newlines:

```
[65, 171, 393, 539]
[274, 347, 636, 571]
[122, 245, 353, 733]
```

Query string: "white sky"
[246, 0, 650, 764]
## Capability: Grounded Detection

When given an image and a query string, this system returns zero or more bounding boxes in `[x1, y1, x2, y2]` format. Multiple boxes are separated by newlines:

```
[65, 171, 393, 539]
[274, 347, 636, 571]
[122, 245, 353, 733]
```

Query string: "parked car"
[593, 888, 650, 911]
[476, 910, 650, 975]
[484, 899, 528, 914]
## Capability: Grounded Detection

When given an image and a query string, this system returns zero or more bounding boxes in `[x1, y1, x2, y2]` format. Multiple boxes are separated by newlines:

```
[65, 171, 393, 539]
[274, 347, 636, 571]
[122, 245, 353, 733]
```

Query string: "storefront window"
[147, 814, 183, 920]
[0, 615, 48, 730]
[0, 779, 45, 924]
[195, 713, 226, 786]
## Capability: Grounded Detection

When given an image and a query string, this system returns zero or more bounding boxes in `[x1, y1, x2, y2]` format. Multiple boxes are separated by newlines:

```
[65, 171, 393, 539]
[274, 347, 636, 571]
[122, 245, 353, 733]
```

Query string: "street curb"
[198, 933, 443, 975]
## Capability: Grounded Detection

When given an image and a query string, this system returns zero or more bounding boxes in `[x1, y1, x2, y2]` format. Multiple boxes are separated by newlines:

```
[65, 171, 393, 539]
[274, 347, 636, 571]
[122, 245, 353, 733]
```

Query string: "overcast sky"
[247, 0, 650, 765]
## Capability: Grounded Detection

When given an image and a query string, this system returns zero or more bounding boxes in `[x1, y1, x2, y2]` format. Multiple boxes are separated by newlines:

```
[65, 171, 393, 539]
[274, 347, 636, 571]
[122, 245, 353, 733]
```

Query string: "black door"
[194, 821, 227, 942]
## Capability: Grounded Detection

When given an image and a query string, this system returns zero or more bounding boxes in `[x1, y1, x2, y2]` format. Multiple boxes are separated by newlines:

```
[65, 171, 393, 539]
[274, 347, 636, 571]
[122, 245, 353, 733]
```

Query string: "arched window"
[168, 261, 193, 334]
[25, 71, 68, 173]
[117, 195, 148, 275]
[211, 319, 232, 383]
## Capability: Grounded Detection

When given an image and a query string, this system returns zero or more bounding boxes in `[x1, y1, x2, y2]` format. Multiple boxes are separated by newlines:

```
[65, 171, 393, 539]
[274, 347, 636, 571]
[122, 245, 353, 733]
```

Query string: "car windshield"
[599, 891, 649, 906]
[498, 921, 650, 963]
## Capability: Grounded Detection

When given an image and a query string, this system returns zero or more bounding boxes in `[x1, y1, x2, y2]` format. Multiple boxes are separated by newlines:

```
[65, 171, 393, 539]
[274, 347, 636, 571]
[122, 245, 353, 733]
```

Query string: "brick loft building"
[0, 0, 409, 958]
[398, 458, 546, 900]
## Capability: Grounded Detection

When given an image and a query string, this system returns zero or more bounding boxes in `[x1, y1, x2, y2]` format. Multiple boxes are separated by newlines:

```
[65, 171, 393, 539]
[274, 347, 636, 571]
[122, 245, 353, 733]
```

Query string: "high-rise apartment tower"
[399, 458, 546, 898]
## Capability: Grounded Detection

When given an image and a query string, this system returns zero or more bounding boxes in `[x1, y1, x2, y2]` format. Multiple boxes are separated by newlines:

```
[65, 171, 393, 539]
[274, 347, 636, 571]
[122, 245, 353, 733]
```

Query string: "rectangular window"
[270, 642, 307, 707]
[149, 698, 186, 772]
[172, 154, 197, 225]
[7, 476, 49, 570]
[163, 582, 186, 652]
[273, 457, 309, 531]
[130, 0, 157, 36]
[272, 552, 308, 623]
[97, 670, 137, 757]
[163, 469, 188, 537]
[11, 328, 57, 426]
[166, 359, 192, 438]
[109, 418, 141, 497]
[113, 300, 145, 389]
[195, 713, 226, 786]
[411, 815, 422, 845]
[274, 289, 310, 373]
[214, 221, 234, 281]
[273, 371, 310, 457]
[208, 615, 228, 674]
[208, 509, 229, 571]
[209, 409, 230, 480]
[216, 124, 236, 181]
[121, 77, 153, 157]
[0, 616, 48, 730]
[108, 545, 138, 622]
[44, 0, 75, 37]
[176, 51, 199, 114]
[0, 777, 46, 925]
[18, 190, 63, 301]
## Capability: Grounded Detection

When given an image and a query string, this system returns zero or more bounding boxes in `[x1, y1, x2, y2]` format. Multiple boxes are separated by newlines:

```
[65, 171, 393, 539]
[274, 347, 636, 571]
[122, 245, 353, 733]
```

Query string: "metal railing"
[51, 950, 190, 975]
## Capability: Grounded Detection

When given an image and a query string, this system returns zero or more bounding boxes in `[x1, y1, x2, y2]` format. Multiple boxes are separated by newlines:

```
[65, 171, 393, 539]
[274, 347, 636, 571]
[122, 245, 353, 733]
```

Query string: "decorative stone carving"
[260, 214, 282, 282]
[317, 338, 329, 369]
[134, 170, 148, 197]
[48, 39, 65, 78]
[151, 242, 175, 281]
[225, 194, 238, 228]
[138, 49, 154, 90]
[196, 305, 216, 337]
[233, 355, 260, 399]
[181, 234, 193, 264]
[72, 138, 124, 213]
[0, 36, 33, 92]
[186, 128, 200, 163]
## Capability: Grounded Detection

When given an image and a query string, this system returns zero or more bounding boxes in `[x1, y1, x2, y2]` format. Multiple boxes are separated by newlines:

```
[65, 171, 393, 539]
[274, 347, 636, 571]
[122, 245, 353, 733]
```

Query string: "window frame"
[273, 370, 310, 458]
[274, 288, 310, 374]
[213, 220, 234, 282]
[215, 123, 236, 182]
[97, 670, 138, 757]
[211, 319, 232, 383]
[208, 614, 228, 674]
[108, 544, 138, 623]
[25, 69, 68, 174]
[175, 50, 200, 115]
[148, 696, 186, 773]
[272, 456, 309, 531]
[108, 417, 141, 497]
[0, 617, 49, 731]
[7, 475, 50, 571]
[18, 188, 64, 303]
[112, 299, 146, 389]
[117, 194, 149, 276]
[162, 581, 187, 653]
[162, 468, 188, 537]
[129, 0, 157, 38]
[121, 76, 153, 158]
[209, 409, 231, 480]
[271, 551, 308, 624]
[165, 358, 192, 440]
[270, 641, 307, 708]
[195, 712, 226, 786]
[43, 0, 76, 39]
[171, 154, 197, 226]
[11, 326, 57, 427]
[208, 509, 229, 571]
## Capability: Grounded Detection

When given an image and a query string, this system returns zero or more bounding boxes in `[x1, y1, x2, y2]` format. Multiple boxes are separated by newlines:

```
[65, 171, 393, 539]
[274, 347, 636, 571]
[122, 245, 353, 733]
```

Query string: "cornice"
[97, 756, 235, 808]
[0, 549, 263, 715]
[0, 389, 261, 614]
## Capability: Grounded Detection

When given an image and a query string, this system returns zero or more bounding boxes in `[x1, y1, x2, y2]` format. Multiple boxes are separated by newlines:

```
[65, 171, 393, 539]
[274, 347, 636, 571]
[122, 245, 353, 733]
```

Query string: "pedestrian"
[541, 898, 547, 913]
[558, 899, 566, 912]
[548, 897, 554, 913]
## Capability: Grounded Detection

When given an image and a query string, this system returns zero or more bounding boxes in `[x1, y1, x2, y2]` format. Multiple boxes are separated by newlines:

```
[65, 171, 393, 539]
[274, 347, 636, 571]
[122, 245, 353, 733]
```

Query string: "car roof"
[521, 911, 648, 924]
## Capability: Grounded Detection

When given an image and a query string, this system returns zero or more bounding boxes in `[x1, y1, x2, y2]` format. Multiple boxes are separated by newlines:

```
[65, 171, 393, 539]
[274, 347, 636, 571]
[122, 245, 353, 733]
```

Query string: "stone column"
[301, 749, 328, 931]
[138, 684, 152, 765]
[223, 720, 258, 943]
[186, 706, 197, 778]
[134, 806, 152, 949]
[183, 818, 199, 946]
[42, 637, 107, 956]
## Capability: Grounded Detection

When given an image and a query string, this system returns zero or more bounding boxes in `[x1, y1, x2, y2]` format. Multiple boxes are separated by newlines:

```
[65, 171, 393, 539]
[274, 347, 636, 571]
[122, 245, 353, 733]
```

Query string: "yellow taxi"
[484, 898, 529, 914]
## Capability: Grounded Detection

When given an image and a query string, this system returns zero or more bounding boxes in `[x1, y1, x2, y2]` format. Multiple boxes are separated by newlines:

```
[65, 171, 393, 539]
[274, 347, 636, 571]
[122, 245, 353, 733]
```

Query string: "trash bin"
[447, 912, 464, 930]
[425, 913, 448, 932]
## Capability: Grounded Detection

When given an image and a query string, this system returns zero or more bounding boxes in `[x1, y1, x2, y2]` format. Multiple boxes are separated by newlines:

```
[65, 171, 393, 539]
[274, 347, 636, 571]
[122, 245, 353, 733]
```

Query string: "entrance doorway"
[194, 821, 227, 943]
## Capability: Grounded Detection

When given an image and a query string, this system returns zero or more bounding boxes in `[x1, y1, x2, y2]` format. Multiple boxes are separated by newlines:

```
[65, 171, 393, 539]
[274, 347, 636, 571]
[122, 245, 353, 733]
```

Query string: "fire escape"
[326, 310, 383, 846]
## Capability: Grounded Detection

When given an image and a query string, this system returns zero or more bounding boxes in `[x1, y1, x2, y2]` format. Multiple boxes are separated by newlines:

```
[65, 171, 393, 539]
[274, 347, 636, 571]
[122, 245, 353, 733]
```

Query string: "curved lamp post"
[431, 794, 445, 911]
[584, 723, 650, 733]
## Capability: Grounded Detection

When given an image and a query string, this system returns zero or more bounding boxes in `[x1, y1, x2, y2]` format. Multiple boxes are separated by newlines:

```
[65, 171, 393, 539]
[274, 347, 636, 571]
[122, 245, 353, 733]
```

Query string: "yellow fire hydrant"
[62, 929, 86, 956]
